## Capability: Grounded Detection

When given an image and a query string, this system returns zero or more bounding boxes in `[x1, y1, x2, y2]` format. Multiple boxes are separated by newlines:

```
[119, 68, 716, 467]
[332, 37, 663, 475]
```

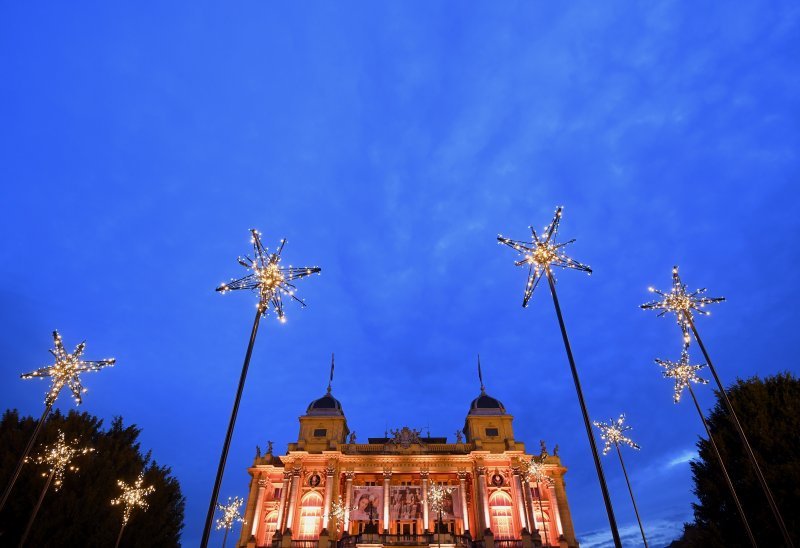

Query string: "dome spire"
[327, 353, 334, 394]
[478, 353, 485, 394]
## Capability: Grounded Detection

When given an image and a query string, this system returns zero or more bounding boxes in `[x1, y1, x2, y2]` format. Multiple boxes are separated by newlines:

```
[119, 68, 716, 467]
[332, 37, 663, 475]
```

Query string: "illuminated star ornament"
[427, 483, 454, 515]
[216, 496, 244, 531]
[523, 458, 553, 486]
[497, 206, 591, 306]
[641, 266, 724, 341]
[216, 229, 321, 321]
[593, 414, 640, 455]
[112, 472, 155, 525]
[21, 331, 116, 406]
[656, 348, 709, 403]
[33, 430, 94, 490]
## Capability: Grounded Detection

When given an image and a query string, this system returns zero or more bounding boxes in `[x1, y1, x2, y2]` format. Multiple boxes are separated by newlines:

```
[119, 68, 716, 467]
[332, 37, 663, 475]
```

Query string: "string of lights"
[498, 206, 621, 548]
[643, 267, 791, 547]
[201, 229, 321, 548]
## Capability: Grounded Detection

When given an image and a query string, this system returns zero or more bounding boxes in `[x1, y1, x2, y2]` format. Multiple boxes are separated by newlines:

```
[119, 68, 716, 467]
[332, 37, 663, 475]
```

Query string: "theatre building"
[237, 380, 580, 548]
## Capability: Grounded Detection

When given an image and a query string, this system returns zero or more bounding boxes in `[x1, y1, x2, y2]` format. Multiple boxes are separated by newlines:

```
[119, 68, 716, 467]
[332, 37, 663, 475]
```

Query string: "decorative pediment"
[388, 426, 424, 448]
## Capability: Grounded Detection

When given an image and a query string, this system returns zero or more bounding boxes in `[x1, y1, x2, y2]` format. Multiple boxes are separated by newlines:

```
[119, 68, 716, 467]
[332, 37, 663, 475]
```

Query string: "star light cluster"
[498, 206, 591, 306]
[20, 331, 116, 406]
[426, 483, 453, 515]
[32, 430, 94, 490]
[523, 458, 554, 487]
[216, 496, 244, 531]
[656, 348, 709, 403]
[593, 414, 640, 455]
[112, 472, 155, 525]
[641, 266, 725, 341]
[216, 229, 321, 322]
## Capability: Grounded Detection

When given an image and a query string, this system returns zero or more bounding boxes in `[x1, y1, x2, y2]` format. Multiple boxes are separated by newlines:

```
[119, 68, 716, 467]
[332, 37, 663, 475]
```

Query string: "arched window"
[533, 507, 553, 547]
[261, 510, 279, 546]
[298, 491, 324, 540]
[488, 491, 514, 540]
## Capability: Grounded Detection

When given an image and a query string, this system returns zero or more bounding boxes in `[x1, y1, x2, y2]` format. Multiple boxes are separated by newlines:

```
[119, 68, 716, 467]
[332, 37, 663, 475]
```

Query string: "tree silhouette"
[0, 409, 184, 547]
[671, 372, 799, 547]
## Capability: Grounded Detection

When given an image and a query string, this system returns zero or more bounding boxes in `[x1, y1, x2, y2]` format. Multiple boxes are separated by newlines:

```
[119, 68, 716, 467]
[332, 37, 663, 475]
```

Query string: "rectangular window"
[273, 488, 282, 499]
[313, 428, 327, 437]
[485, 428, 499, 437]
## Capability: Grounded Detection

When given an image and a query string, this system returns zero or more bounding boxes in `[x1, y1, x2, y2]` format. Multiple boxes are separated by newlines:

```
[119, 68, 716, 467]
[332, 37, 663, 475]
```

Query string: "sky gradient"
[1, 2, 799, 546]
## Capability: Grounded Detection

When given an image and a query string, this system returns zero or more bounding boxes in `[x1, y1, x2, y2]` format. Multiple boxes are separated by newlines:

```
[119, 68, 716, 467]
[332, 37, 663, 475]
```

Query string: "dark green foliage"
[0, 409, 184, 547]
[671, 372, 800, 547]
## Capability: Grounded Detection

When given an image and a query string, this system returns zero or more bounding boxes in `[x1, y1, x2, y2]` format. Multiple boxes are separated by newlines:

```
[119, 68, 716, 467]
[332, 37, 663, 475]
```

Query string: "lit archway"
[488, 491, 514, 540]
[298, 491, 324, 540]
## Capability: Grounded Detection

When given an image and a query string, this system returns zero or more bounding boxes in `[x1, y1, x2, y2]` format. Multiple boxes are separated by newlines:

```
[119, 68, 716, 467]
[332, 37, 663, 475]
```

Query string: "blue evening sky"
[1, 2, 798, 546]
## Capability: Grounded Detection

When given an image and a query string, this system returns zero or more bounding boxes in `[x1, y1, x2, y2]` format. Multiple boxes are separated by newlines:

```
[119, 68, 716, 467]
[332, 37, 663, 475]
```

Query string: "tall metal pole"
[687, 384, 757, 547]
[114, 523, 126, 548]
[687, 317, 790, 547]
[201, 308, 263, 547]
[222, 526, 230, 548]
[545, 270, 621, 547]
[534, 481, 549, 547]
[613, 443, 648, 548]
[0, 404, 53, 512]
[18, 468, 55, 548]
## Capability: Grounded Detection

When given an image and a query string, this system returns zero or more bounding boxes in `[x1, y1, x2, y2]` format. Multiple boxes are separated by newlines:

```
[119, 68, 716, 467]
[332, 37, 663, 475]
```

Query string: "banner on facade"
[440, 486, 462, 520]
[389, 486, 423, 519]
[350, 486, 383, 521]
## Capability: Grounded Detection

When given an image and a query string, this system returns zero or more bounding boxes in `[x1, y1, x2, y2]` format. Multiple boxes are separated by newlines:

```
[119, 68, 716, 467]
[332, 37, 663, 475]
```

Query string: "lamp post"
[201, 229, 320, 547]
[498, 207, 621, 548]
[656, 348, 756, 547]
[643, 266, 791, 547]
[19, 430, 94, 547]
[523, 459, 553, 547]
[215, 496, 245, 548]
[111, 471, 155, 548]
[593, 414, 648, 548]
[0, 331, 114, 513]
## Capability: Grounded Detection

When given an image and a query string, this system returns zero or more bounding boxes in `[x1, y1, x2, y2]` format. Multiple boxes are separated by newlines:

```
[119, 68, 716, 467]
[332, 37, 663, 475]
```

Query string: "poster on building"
[350, 486, 383, 521]
[390, 486, 423, 520]
[439, 486, 462, 520]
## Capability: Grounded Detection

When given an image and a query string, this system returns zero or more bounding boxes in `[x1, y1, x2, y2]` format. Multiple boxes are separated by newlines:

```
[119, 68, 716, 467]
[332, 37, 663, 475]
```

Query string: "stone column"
[546, 484, 564, 537]
[322, 466, 335, 530]
[343, 472, 354, 533]
[277, 471, 291, 532]
[382, 470, 392, 533]
[284, 467, 301, 534]
[476, 466, 490, 533]
[512, 467, 528, 532]
[524, 480, 538, 533]
[251, 478, 269, 536]
[457, 472, 470, 535]
[420, 471, 430, 532]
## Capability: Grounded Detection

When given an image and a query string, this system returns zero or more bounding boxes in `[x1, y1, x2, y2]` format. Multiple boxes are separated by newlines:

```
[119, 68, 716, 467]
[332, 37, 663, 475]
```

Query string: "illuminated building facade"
[238, 380, 579, 548]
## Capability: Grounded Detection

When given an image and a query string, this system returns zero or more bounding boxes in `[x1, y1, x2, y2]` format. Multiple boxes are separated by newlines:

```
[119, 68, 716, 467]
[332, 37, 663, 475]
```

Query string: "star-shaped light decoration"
[427, 483, 454, 515]
[523, 458, 554, 487]
[329, 496, 351, 523]
[112, 472, 155, 525]
[655, 348, 709, 403]
[215, 496, 244, 531]
[498, 206, 592, 306]
[216, 229, 321, 322]
[21, 331, 116, 406]
[593, 414, 640, 455]
[641, 266, 725, 342]
[32, 430, 94, 490]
